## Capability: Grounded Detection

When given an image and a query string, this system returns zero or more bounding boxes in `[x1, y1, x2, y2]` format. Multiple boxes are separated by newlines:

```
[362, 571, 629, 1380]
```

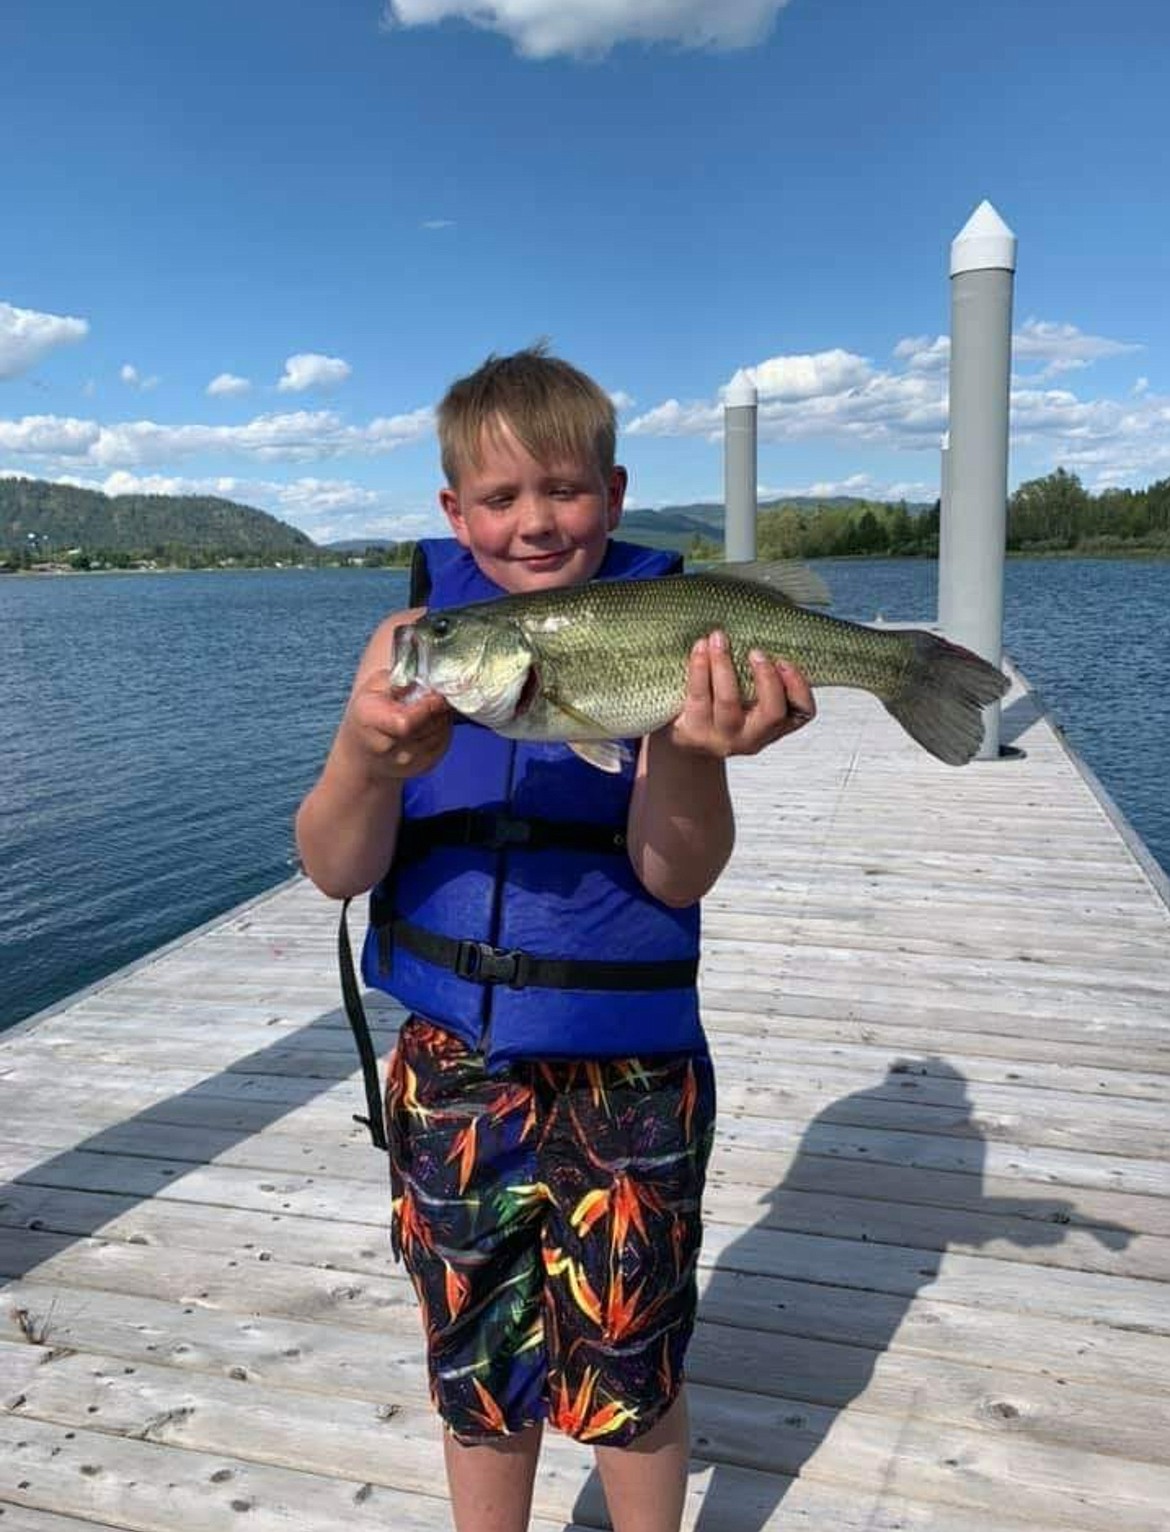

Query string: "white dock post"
[936, 429, 952, 624]
[940, 199, 1017, 759]
[723, 375, 758, 561]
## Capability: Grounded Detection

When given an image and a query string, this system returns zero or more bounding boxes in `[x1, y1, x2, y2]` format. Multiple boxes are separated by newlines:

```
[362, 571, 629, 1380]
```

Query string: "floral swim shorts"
[384, 1016, 716, 1447]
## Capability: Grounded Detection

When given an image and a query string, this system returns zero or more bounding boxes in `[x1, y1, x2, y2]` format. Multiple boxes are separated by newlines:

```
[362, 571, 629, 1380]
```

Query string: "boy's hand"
[665, 630, 815, 758]
[342, 673, 453, 780]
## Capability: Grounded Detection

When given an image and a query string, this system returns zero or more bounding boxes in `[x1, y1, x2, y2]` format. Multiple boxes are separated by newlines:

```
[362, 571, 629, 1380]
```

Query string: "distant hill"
[621, 496, 934, 553]
[324, 538, 398, 552]
[0, 475, 941, 566]
[1, 476, 316, 557]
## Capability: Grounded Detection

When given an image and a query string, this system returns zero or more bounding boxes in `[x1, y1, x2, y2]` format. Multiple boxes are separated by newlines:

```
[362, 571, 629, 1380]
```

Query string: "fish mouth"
[388, 624, 421, 688]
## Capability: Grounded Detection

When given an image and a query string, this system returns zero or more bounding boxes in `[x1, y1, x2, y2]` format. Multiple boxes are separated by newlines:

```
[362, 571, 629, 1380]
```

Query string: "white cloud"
[625, 397, 722, 439]
[0, 405, 435, 469]
[727, 349, 872, 402]
[277, 352, 352, 393]
[383, 0, 791, 58]
[609, 389, 636, 411]
[0, 301, 88, 380]
[1013, 318, 1140, 373]
[895, 321, 1140, 384]
[624, 328, 1170, 487]
[759, 473, 936, 502]
[627, 350, 946, 451]
[120, 362, 159, 391]
[421, 218, 455, 230]
[207, 371, 252, 397]
[0, 414, 101, 455]
[893, 335, 950, 373]
[40, 468, 439, 544]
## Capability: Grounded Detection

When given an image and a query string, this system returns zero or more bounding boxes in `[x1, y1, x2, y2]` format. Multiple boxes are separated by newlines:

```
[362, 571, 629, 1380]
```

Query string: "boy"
[296, 347, 815, 1532]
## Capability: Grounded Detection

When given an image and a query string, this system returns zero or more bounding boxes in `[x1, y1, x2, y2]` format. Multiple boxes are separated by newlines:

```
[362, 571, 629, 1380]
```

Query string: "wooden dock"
[3, 667, 1169, 1531]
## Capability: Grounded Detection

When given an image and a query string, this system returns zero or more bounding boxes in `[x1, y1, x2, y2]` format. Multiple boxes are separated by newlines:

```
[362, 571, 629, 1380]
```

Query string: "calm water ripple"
[1, 558, 1167, 1031]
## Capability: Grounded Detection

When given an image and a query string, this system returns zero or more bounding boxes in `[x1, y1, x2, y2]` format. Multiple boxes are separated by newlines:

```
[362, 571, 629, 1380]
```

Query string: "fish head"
[388, 609, 537, 730]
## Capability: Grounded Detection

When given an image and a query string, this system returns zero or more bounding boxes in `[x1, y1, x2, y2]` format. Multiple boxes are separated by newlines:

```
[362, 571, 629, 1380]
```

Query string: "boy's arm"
[627, 631, 814, 908]
[295, 610, 452, 899]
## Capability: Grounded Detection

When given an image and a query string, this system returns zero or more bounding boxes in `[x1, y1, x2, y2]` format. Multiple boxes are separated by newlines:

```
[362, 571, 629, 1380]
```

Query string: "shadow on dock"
[569, 1055, 1133, 1531]
[999, 687, 1046, 744]
[0, 1007, 398, 1284]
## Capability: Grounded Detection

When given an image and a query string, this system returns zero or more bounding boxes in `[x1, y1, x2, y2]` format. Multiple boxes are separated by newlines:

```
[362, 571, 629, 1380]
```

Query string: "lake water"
[2, 557, 1167, 1031]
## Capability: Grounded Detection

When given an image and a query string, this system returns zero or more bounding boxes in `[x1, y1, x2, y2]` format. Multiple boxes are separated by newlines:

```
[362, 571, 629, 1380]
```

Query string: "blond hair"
[437, 345, 616, 486]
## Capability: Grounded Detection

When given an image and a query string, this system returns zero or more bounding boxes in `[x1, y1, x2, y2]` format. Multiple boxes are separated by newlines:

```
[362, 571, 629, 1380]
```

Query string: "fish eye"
[430, 616, 451, 638]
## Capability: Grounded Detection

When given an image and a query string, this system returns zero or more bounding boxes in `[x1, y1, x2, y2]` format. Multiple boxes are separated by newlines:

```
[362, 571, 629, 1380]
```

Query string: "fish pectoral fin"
[567, 739, 631, 774]
[709, 560, 831, 607]
[543, 690, 610, 735]
[541, 690, 632, 774]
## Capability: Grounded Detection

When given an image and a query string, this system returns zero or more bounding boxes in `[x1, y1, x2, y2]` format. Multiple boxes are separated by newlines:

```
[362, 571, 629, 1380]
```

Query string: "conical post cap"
[951, 200, 1017, 275]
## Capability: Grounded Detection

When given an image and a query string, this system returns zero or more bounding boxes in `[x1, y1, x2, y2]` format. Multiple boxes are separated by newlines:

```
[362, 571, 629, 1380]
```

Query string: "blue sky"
[2, 0, 1167, 543]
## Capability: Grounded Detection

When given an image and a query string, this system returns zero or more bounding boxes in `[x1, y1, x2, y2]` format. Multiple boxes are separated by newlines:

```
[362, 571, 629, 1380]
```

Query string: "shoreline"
[3, 547, 1169, 578]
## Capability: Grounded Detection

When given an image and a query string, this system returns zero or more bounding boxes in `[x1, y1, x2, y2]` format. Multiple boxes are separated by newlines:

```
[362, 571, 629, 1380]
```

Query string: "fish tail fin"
[884, 631, 1010, 766]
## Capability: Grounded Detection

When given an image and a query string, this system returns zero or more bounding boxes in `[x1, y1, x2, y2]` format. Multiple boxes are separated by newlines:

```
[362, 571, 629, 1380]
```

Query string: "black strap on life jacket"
[395, 808, 628, 861]
[339, 897, 389, 1152]
[388, 919, 699, 992]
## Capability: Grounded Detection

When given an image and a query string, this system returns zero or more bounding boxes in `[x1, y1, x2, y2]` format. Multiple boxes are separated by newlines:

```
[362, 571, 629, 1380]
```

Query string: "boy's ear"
[439, 487, 472, 546]
[606, 466, 628, 530]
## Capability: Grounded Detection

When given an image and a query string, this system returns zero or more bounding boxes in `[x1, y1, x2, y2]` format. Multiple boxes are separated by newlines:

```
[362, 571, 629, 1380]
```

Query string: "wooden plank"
[0, 1507, 130, 1532]
[7, 1241, 1170, 1466]
[6, 1346, 1169, 1532]
[6, 1092, 1169, 1239]
[8, 1232, 1170, 1401]
[0, 1413, 1090, 1532]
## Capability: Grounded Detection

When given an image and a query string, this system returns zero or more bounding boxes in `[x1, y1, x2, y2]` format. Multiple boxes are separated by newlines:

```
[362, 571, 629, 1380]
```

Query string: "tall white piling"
[723, 375, 758, 561]
[939, 200, 1016, 759]
[937, 430, 952, 620]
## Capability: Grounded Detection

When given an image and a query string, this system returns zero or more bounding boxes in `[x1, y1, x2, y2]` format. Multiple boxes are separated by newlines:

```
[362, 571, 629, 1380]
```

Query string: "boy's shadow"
[569, 1055, 1133, 1530]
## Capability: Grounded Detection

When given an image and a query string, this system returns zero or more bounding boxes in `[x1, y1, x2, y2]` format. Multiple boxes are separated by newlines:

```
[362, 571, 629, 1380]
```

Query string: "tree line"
[0, 542, 418, 573]
[687, 471, 1170, 562]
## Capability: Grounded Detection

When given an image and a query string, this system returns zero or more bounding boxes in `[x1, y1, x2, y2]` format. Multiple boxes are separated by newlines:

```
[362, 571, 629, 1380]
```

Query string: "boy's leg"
[444, 1423, 544, 1532]
[386, 1020, 551, 1526]
[539, 1054, 715, 1532]
[593, 1393, 690, 1532]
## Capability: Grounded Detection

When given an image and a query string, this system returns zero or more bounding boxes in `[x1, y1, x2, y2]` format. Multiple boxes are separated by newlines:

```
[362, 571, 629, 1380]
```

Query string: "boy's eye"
[550, 485, 579, 499]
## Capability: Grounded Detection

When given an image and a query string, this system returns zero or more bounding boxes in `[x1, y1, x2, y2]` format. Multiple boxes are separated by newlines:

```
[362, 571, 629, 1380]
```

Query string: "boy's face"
[439, 419, 625, 594]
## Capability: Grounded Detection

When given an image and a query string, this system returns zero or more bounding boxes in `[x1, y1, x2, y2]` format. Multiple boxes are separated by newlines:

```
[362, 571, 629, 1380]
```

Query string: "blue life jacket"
[361, 537, 705, 1071]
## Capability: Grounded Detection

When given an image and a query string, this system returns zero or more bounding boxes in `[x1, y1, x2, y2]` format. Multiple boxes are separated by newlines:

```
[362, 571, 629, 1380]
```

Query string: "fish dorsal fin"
[705, 560, 831, 607]
[567, 739, 631, 774]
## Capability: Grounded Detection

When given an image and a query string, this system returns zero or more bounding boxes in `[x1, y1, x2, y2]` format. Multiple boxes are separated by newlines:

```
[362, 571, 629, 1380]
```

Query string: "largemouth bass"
[387, 561, 1009, 770]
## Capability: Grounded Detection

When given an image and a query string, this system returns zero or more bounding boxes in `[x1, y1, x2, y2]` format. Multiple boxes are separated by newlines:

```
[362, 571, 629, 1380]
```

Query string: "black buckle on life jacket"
[453, 939, 531, 988]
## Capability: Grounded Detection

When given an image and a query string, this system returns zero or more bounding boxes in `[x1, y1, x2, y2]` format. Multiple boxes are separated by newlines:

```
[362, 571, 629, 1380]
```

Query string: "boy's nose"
[516, 494, 557, 536]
